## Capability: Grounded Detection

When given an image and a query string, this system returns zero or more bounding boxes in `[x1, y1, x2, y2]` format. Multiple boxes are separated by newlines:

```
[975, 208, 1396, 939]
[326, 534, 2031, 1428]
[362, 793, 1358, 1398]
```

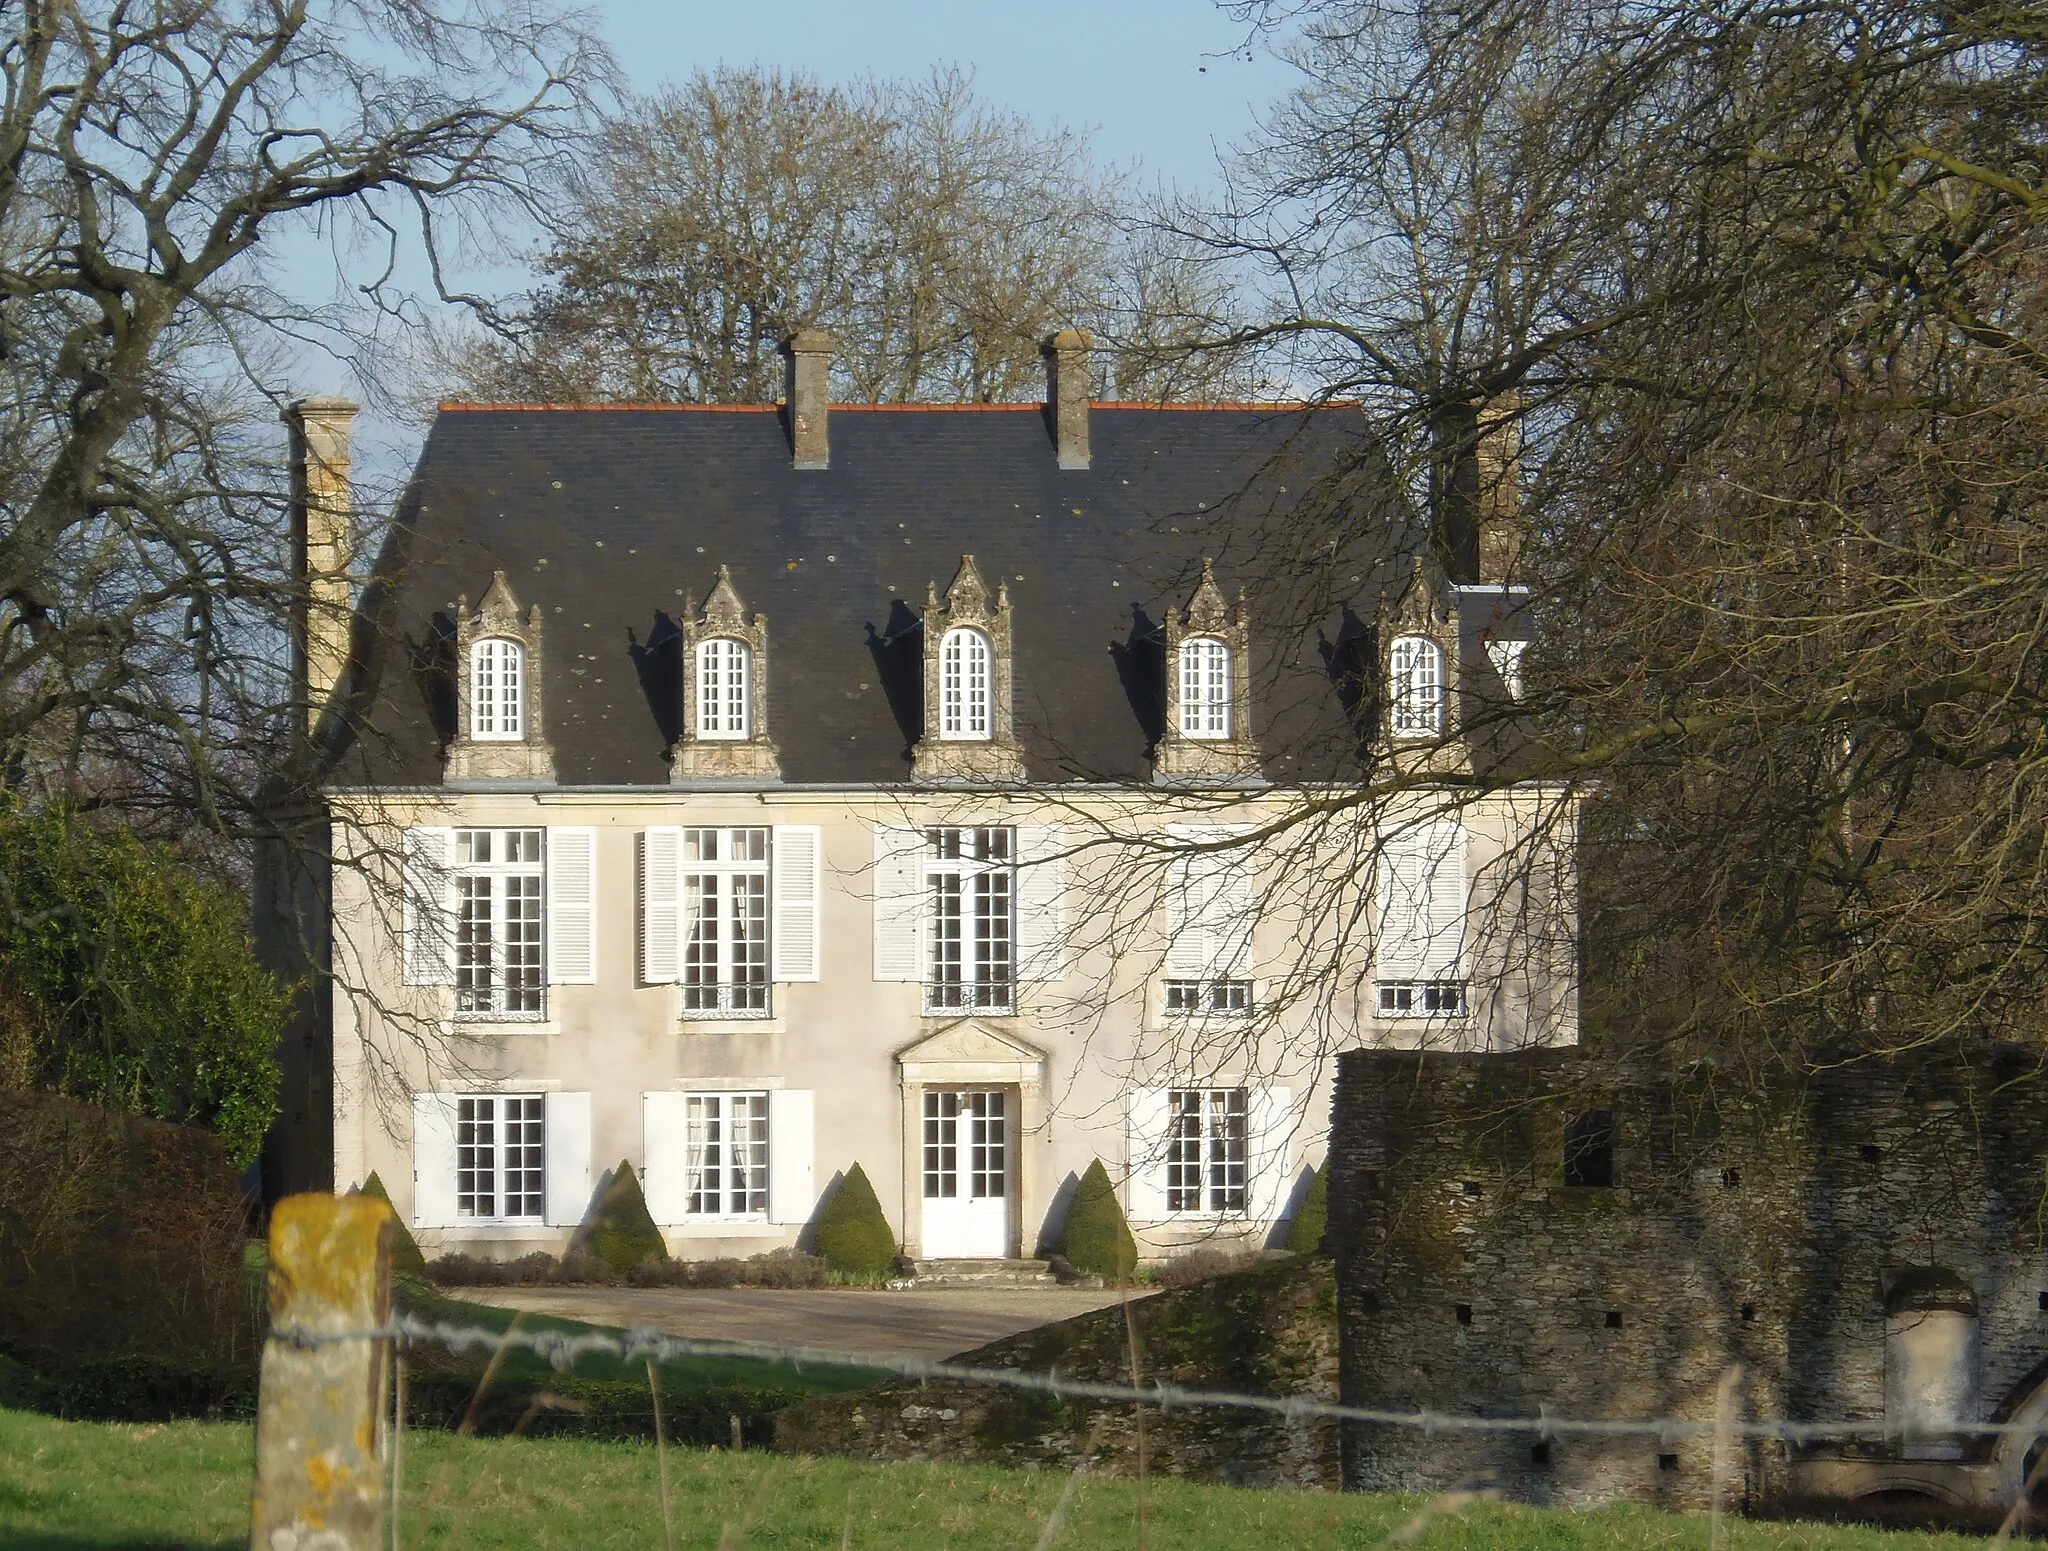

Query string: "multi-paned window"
[684, 1092, 769, 1216]
[1166, 1088, 1248, 1214]
[922, 1090, 1005, 1199]
[1389, 634, 1444, 737]
[1377, 980, 1466, 1016]
[695, 638, 750, 739]
[925, 827, 1014, 1013]
[456, 1094, 546, 1220]
[470, 639, 524, 740]
[456, 829, 544, 1017]
[682, 828, 770, 1017]
[1178, 636, 1232, 738]
[939, 627, 992, 739]
[1165, 978, 1252, 1016]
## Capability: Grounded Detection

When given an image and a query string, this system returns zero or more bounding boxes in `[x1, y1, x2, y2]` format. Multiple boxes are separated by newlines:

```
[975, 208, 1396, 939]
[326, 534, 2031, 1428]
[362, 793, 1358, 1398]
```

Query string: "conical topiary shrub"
[1060, 1159, 1137, 1281]
[569, 1161, 668, 1276]
[356, 1170, 428, 1278]
[813, 1163, 896, 1277]
[1284, 1161, 1329, 1255]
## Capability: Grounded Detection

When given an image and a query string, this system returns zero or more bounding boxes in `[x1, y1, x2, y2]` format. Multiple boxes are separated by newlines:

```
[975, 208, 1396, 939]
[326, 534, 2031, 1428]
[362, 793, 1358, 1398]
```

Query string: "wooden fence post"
[249, 1192, 395, 1551]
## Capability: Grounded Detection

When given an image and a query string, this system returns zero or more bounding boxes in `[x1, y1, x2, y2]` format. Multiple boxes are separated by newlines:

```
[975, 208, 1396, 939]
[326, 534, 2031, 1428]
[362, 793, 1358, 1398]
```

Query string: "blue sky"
[583, 0, 1299, 195]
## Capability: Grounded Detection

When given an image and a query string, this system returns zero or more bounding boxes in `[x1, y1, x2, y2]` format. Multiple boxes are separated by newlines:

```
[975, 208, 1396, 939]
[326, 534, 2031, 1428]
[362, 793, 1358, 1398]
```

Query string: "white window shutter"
[410, 1092, 460, 1228]
[1016, 826, 1067, 981]
[641, 827, 682, 985]
[402, 827, 457, 986]
[544, 1091, 594, 1227]
[771, 825, 823, 982]
[1246, 1087, 1294, 1221]
[1421, 824, 1468, 977]
[1166, 826, 1252, 979]
[1376, 820, 1464, 979]
[872, 825, 924, 981]
[1126, 1088, 1171, 1222]
[641, 1091, 691, 1225]
[546, 827, 597, 984]
[768, 1089, 816, 1225]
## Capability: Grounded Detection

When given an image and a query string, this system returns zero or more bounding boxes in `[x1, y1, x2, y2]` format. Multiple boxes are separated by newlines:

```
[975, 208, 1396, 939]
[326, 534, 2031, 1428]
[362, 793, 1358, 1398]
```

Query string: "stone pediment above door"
[895, 1021, 1046, 1086]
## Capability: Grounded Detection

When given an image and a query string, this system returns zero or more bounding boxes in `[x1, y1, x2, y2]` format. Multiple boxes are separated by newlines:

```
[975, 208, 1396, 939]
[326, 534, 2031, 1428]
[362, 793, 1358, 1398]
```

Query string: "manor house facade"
[265, 332, 1575, 1264]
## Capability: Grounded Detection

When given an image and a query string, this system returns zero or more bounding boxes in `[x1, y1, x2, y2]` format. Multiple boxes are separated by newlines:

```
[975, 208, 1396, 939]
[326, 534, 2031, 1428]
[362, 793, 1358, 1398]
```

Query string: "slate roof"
[342, 400, 1479, 788]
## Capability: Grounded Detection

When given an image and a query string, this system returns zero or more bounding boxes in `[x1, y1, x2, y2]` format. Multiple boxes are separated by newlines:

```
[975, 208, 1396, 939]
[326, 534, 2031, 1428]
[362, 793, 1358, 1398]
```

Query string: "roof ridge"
[436, 399, 1347, 415]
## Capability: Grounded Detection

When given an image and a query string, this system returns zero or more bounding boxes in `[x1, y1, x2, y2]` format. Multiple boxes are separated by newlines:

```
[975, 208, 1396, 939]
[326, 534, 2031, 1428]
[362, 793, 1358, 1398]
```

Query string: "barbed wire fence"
[249, 1194, 2048, 1551]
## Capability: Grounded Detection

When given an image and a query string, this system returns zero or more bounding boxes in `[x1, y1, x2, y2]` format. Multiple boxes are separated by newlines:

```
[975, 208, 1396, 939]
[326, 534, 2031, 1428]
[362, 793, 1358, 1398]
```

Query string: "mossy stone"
[357, 1171, 428, 1277]
[570, 1161, 668, 1275]
[1284, 1162, 1329, 1256]
[813, 1164, 896, 1277]
[1060, 1159, 1137, 1281]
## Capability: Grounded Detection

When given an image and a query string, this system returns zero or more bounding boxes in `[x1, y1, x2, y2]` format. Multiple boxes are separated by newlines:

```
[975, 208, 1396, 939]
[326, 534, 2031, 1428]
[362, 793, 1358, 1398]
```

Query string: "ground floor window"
[1166, 1088, 1247, 1213]
[685, 1092, 769, 1217]
[456, 1095, 546, 1220]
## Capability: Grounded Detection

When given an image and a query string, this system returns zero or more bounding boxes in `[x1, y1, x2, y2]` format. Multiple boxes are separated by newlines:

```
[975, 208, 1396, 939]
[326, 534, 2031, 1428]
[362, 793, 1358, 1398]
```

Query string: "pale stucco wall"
[325, 784, 1577, 1263]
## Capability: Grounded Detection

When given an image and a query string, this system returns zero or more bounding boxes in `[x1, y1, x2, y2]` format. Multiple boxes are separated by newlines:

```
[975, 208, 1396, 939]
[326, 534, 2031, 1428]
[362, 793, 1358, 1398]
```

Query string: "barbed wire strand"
[267, 1312, 2048, 1447]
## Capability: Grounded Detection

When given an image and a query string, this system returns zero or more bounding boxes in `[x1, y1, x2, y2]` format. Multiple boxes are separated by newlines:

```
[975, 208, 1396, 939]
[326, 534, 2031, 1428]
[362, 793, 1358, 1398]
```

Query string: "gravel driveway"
[446, 1285, 1148, 1362]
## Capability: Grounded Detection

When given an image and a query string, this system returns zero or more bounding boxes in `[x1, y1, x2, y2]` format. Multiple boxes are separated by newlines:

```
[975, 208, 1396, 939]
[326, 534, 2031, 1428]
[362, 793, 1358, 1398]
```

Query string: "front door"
[921, 1089, 1009, 1258]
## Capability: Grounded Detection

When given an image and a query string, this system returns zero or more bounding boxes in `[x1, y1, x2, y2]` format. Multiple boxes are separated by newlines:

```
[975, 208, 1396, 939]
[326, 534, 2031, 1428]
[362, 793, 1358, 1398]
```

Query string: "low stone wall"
[775, 1254, 1339, 1488]
[1327, 1045, 2048, 1520]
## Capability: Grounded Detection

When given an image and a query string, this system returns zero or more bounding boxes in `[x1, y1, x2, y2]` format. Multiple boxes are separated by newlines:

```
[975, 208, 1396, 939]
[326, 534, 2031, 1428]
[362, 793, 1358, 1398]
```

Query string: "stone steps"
[893, 1257, 1071, 1288]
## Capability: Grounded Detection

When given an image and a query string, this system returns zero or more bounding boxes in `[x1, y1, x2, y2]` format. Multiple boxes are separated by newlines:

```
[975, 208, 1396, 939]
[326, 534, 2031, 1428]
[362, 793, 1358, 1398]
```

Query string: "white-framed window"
[1178, 636, 1232, 738]
[939, 626, 992, 740]
[456, 1094, 546, 1221]
[470, 638, 524, 740]
[1389, 634, 1444, 737]
[682, 827, 770, 1018]
[695, 637, 750, 739]
[1166, 1088, 1247, 1214]
[456, 829, 544, 1018]
[926, 826, 1014, 1013]
[1376, 980, 1467, 1017]
[684, 1092, 770, 1217]
[1165, 978, 1252, 1016]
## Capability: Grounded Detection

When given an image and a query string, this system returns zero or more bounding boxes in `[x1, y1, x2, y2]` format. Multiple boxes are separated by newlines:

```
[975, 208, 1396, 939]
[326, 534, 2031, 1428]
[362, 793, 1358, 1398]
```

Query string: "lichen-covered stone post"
[249, 1192, 394, 1551]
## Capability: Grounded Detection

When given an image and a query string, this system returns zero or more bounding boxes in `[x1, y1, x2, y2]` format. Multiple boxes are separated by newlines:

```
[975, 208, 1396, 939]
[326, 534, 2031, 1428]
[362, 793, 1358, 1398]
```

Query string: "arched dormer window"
[447, 571, 552, 782]
[470, 638, 524, 740]
[939, 626, 992, 740]
[695, 637, 750, 739]
[1389, 635, 1444, 737]
[1178, 636, 1232, 739]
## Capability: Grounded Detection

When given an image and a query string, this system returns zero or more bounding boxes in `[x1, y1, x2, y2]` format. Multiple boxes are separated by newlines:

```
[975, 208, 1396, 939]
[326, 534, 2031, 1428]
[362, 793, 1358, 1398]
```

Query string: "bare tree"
[1121, 0, 2048, 1078]
[452, 65, 1259, 405]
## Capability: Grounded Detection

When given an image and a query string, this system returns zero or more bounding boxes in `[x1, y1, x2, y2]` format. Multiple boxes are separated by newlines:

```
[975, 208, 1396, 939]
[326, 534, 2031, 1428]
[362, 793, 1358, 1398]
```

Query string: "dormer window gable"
[446, 570, 553, 782]
[913, 554, 1024, 781]
[674, 566, 779, 783]
[1374, 556, 1471, 772]
[1154, 559, 1259, 785]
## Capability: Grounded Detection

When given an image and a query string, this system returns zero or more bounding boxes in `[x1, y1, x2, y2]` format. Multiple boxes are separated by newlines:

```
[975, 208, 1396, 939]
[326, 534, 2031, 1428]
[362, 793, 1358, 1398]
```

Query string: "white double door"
[921, 1089, 1010, 1258]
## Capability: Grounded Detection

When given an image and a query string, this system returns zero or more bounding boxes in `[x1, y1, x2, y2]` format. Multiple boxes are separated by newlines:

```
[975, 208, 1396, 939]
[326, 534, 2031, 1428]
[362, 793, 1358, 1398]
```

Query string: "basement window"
[1659, 1453, 1680, 1472]
[1530, 1441, 1553, 1467]
[1564, 1111, 1616, 1187]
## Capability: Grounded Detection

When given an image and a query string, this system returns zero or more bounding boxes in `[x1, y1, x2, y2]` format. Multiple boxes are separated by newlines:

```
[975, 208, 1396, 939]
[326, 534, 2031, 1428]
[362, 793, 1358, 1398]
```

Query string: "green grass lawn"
[0, 1406, 1996, 1551]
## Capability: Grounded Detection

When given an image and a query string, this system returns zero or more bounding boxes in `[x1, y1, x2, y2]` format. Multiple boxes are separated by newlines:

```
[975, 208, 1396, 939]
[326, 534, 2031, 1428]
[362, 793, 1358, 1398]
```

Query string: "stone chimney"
[1431, 393, 1523, 584]
[1041, 329, 1092, 470]
[782, 329, 834, 469]
[285, 395, 359, 734]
